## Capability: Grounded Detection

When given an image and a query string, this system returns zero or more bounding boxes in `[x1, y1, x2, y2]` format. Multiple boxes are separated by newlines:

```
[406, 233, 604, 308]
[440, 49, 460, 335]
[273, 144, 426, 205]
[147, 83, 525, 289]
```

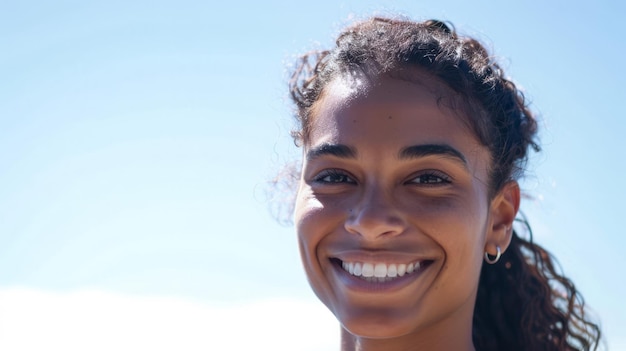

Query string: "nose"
[344, 187, 406, 240]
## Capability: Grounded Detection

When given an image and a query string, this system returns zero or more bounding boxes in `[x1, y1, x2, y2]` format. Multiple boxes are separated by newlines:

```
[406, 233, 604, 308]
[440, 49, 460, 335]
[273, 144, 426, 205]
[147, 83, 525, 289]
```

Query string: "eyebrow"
[306, 143, 357, 161]
[305, 142, 467, 168]
[399, 144, 467, 167]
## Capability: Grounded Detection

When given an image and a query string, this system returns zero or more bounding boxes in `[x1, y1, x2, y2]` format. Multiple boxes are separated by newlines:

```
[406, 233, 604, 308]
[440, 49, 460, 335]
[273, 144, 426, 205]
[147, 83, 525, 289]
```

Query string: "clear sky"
[0, 0, 624, 349]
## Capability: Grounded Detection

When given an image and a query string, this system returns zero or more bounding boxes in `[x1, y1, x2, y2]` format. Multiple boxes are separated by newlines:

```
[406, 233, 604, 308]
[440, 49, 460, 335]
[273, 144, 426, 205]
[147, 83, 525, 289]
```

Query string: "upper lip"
[330, 250, 434, 265]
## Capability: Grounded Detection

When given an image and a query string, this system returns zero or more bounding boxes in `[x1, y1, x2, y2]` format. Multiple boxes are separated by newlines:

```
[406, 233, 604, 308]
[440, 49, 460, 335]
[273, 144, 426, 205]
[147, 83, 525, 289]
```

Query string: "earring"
[484, 246, 501, 264]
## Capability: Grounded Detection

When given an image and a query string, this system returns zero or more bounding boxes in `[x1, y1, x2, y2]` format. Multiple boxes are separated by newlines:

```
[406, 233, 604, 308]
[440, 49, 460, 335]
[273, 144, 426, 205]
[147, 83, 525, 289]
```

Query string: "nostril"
[344, 209, 406, 239]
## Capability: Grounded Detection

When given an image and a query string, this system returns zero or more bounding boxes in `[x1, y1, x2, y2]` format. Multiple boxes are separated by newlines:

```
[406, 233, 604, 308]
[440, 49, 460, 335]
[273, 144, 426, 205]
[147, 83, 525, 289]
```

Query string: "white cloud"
[3, 288, 619, 350]
[0, 287, 338, 351]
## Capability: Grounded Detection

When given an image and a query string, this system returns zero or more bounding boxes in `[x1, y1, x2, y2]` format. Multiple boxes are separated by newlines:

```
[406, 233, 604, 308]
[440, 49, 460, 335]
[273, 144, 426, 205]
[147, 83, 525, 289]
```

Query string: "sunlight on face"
[295, 71, 495, 343]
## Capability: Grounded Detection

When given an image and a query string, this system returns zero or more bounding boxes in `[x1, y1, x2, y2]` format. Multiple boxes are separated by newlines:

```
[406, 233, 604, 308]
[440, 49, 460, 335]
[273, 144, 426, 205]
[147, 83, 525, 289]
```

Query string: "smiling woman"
[288, 17, 601, 351]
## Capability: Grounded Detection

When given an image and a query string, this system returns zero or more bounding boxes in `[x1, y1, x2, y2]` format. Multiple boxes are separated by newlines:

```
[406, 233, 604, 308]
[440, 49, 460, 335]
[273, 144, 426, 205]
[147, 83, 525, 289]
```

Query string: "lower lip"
[330, 259, 432, 293]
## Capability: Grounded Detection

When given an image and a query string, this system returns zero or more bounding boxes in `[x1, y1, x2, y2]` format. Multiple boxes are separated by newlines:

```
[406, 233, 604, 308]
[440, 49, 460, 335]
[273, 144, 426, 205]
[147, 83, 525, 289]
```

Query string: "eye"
[407, 170, 452, 186]
[313, 169, 356, 184]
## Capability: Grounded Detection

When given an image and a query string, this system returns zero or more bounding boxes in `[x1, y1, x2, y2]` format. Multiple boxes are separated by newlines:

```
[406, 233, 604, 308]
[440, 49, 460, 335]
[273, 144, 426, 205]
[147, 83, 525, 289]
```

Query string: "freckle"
[352, 119, 357, 123]
[388, 115, 393, 119]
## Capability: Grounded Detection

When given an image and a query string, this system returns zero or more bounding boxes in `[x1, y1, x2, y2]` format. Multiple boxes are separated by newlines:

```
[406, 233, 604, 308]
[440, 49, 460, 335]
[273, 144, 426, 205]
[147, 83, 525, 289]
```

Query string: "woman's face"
[294, 72, 511, 340]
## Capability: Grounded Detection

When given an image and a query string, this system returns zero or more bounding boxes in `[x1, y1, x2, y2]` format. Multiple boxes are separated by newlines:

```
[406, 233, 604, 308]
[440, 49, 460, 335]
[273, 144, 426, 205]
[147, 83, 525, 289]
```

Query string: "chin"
[337, 310, 418, 339]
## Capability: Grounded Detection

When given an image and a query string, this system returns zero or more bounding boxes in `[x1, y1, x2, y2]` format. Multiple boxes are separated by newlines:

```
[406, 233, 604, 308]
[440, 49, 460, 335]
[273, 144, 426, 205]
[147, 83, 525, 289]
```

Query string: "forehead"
[307, 72, 481, 152]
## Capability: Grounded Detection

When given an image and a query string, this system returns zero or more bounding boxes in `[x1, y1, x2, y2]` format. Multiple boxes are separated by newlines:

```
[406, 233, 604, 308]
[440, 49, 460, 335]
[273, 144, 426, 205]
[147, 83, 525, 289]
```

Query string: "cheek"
[294, 188, 333, 273]
[294, 186, 348, 248]
[408, 194, 488, 262]
[294, 189, 344, 308]
[409, 194, 484, 229]
[414, 196, 488, 288]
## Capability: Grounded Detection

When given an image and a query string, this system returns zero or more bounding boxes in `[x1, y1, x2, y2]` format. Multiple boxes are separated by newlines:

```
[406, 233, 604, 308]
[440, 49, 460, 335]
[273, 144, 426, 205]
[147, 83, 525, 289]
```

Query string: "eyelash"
[313, 169, 356, 184]
[407, 170, 452, 186]
[313, 169, 452, 186]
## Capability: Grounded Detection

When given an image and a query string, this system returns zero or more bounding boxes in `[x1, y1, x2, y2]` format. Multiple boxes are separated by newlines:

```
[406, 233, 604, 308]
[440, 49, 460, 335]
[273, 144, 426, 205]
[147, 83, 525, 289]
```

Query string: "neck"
[341, 328, 475, 351]
[339, 310, 476, 351]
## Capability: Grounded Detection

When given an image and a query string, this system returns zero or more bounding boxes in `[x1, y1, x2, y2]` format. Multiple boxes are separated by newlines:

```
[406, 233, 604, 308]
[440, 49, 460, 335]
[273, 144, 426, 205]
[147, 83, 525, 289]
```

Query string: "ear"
[485, 181, 520, 256]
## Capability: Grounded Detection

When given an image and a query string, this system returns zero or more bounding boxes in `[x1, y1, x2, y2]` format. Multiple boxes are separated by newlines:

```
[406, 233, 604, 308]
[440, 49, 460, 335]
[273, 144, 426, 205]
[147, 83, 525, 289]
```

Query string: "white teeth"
[339, 260, 422, 280]
[353, 262, 362, 276]
[397, 264, 406, 276]
[387, 264, 397, 277]
[374, 263, 387, 278]
[407, 263, 414, 274]
[362, 263, 374, 277]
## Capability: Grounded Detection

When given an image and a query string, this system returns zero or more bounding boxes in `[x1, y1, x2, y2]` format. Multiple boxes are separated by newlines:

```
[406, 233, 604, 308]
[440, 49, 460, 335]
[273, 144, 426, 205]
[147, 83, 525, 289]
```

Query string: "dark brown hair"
[288, 16, 601, 351]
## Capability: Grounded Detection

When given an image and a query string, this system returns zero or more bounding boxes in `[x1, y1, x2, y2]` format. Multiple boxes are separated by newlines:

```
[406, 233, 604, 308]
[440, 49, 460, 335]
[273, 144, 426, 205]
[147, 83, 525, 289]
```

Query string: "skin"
[294, 70, 520, 351]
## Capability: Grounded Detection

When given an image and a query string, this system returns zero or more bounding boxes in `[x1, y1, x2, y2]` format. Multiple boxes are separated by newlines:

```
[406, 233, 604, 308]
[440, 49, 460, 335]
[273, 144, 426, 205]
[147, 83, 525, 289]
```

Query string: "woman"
[288, 17, 601, 350]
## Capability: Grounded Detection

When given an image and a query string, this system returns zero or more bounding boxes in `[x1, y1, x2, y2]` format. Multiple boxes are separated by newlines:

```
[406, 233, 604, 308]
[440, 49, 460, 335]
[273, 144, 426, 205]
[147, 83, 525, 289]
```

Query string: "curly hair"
[288, 16, 601, 351]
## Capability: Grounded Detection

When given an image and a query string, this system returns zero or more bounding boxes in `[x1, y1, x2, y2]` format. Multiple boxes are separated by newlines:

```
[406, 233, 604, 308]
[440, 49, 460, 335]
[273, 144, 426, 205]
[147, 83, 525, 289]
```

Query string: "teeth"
[374, 263, 386, 278]
[362, 263, 374, 277]
[397, 264, 406, 276]
[339, 260, 422, 280]
[407, 263, 414, 273]
[387, 264, 397, 277]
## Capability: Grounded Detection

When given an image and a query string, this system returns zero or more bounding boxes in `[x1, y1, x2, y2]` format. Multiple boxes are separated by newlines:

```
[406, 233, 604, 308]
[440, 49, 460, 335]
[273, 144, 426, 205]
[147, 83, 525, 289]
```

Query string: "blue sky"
[1, 1, 624, 349]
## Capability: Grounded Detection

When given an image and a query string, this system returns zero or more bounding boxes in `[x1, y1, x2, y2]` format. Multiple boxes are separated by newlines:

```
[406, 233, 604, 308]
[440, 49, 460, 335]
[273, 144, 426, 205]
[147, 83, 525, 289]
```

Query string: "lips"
[330, 256, 433, 285]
